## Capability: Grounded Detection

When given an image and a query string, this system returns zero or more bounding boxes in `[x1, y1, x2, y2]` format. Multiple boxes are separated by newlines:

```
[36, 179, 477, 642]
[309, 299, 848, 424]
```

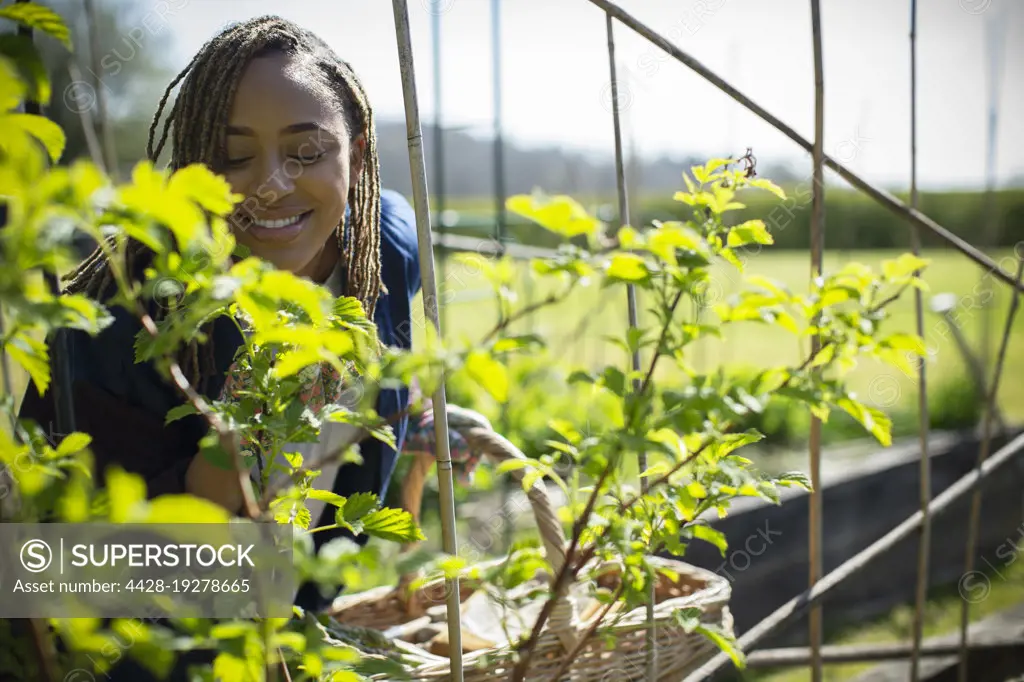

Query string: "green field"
[417, 248, 1024, 424]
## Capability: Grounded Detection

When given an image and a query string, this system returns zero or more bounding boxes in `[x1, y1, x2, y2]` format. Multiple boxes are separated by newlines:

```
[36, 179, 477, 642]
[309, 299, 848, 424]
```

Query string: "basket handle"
[398, 418, 579, 651]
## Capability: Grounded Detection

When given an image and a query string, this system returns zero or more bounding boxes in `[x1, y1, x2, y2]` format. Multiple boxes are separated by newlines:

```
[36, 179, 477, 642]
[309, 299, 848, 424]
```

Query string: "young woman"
[18, 14, 463, 612]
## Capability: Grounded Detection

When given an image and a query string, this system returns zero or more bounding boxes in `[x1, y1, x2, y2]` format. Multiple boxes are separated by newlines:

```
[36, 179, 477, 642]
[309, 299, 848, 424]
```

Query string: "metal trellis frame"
[388, 0, 1023, 679]
[604, 14, 656, 680]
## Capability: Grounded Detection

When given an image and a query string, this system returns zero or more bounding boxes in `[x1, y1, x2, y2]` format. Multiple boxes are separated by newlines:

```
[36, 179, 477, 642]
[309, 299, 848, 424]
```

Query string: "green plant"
[0, 4, 439, 680]
[419, 156, 927, 680]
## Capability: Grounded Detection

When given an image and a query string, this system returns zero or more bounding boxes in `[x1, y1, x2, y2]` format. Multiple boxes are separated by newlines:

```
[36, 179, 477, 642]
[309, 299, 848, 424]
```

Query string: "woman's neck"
[306, 238, 342, 284]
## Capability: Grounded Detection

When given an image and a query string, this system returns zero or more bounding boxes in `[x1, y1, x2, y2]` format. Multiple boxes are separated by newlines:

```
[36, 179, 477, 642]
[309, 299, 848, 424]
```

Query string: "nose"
[254, 151, 296, 206]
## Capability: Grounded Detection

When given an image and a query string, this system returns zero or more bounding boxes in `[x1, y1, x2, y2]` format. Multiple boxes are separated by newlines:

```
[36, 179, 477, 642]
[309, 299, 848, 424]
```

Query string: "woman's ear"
[349, 131, 367, 187]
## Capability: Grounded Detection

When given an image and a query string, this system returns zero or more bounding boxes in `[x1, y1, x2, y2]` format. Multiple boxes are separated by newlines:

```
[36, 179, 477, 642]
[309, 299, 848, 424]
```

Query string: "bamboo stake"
[604, 15, 654, 679]
[908, 2, 932, 679]
[747, 638, 1024, 667]
[584, 0, 1024, 295]
[390, 3, 464, 679]
[84, 0, 117, 180]
[958, 255, 1024, 682]
[808, 3, 825, 680]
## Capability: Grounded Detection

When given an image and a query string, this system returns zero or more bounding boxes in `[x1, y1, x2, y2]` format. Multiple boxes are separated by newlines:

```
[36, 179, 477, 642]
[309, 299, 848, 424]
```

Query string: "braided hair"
[63, 16, 384, 395]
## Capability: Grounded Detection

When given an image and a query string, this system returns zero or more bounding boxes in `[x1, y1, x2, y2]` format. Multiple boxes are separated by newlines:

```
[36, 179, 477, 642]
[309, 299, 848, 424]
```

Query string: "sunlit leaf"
[5, 113, 64, 163]
[5, 331, 49, 394]
[606, 253, 649, 282]
[691, 524, 728, 556]
[361, 507, 425, 543]
[0, 34, 49, 104]
[727, 219, 773, 248]
[0, 2, 71, 47]
[106, 467, 147, 523]
[55, 433, 91, 458]
[464, 350, 509, 403]
[340, 491, 378, 523]
[506, 193, 601, 237]
[882, 253, 930, 281]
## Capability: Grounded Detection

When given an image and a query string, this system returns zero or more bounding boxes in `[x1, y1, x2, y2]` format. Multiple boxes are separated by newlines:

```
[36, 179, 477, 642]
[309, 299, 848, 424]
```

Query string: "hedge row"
[637, 187, 1024, 252]
[438, 188, 1024, 252]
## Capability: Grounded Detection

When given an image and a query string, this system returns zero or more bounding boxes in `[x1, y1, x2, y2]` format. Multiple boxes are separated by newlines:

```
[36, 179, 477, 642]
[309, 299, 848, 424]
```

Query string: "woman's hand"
[184, 452, 249, 515]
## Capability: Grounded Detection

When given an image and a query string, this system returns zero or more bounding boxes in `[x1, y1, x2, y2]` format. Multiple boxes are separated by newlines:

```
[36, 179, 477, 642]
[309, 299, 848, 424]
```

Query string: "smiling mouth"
[250, 210, 313, 230]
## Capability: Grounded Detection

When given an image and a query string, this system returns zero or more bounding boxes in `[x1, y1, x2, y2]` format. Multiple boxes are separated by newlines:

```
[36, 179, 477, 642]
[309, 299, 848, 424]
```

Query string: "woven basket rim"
[347, 555, 734, 679]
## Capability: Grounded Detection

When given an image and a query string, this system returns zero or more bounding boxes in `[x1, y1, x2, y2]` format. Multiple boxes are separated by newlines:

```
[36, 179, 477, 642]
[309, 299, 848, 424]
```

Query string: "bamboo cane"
[389, 3, 464, 680]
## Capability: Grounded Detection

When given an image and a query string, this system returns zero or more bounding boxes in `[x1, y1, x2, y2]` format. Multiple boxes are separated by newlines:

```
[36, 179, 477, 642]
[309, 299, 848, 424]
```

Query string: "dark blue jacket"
[18, 189, 421, 610]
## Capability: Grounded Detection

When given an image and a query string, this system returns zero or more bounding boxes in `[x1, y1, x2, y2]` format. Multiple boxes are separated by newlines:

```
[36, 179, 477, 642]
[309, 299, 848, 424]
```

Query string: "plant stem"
[545, 581, 628, 682]
[480, 282, 577, 345]
[513, 285, 685, 681]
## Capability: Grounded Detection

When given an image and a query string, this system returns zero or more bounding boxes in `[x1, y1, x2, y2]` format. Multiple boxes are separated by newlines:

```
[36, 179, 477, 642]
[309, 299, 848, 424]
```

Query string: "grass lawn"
[417, 247, 1024, 423]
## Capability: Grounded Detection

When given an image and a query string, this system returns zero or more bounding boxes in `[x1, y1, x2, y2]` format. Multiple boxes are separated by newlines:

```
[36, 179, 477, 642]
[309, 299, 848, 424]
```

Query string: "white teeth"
[253, 213, 306, 229]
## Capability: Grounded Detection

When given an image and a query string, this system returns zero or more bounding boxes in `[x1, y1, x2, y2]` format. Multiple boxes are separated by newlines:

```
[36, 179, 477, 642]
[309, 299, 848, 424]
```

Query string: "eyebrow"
[226, 122, 328, 136]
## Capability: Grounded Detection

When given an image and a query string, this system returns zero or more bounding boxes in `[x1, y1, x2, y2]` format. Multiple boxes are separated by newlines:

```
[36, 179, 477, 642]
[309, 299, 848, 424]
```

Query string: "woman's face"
[221, 52, 364, 282]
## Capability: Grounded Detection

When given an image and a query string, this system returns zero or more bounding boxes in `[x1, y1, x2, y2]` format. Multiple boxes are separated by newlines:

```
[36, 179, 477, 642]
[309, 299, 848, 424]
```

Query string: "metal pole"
[431, 5, 447, 333]
[605, 16, 654, 679]
[978, 8, 1006, 376]
[908, 3, 933, 679]
[808, 3, 825, 680]
[490, 0, 515, 555]
[939, 309, 1006, 432]
[683, 430, 1024, 681]
[492, 0, 507, 253]
[390, 3, 464, 678]
[958, 256, 1023, 682]
[84, 0, 116, 180]
[584, 0, 1024, 295]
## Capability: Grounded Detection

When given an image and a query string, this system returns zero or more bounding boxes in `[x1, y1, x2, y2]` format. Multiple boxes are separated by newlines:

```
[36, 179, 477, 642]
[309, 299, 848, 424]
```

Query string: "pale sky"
[152, 0, 1023, 191]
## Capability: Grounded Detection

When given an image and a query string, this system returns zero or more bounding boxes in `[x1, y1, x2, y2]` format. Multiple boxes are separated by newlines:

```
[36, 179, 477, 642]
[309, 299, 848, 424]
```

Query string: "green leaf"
[506, 193, 601, 237]
[340, 491, 378, 523]
[4, 112, 64, 163]
[639, 462, 671, 478]
[882, 253, 930, 280]
[0, 3, 71, 48]
[727, 219, 773, 247]
[747, 177, 787, 199]
[361, 507, 425, 543]
[55, 432, 91, 458]
[607, 253, 649, 282]
[670, 606, 704, 630]
[164, 403, 199, 425]
[5, 331, 49, 394]
[142, 494, 231, 524]
[464, 350, 509, 403]
[880, 332, 926, 356]
[648, 222, 711, 265]
[690, 524, 728, 556]
[776, 471, 813, 491]
[307, 489, 348, 510]
[837, 397, 893, 447]
[809, 343, 835, 368]
[496, 458, 532, 474]
[167, 163, 240, 216]
[105, 467, 147, 523]
[0, 55, 25, 110]
[696, 624, 746, 669]
[0, 34, 49, 104]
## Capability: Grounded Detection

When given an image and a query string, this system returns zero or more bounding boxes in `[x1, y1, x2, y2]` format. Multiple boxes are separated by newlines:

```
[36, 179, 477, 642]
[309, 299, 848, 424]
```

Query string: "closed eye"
[225, 156, 253, 168]
[290, 150, 327, 165]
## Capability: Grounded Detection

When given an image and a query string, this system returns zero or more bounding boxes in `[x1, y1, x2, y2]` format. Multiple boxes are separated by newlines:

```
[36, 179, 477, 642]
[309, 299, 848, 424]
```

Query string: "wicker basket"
[327, 425, 734, 681]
